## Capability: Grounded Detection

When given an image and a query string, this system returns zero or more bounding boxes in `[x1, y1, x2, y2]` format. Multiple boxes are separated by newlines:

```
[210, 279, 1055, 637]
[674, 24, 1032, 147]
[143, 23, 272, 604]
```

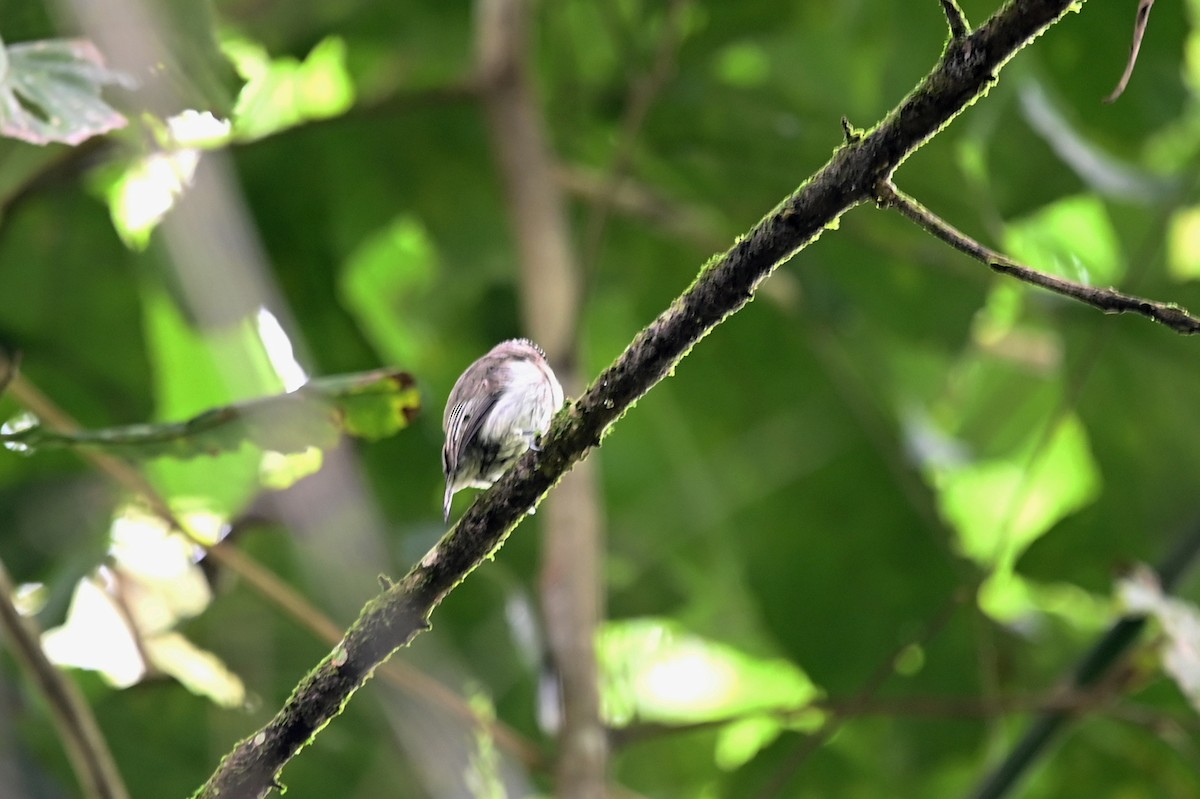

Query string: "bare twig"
[580, 0, 690, 278]
[755, 591, 967, 799]
[556, 163, 728, 251]
[0, 559, 130, 799]
[194, 3, 1099, 796]
[1105, 0, 1156, 103]
[840, 115, 864, 144]
[0, 350, 18, 397]
[874, 180, 1200, 334]
[940, 0, 970, 41]
[613, 690, 1200, 748]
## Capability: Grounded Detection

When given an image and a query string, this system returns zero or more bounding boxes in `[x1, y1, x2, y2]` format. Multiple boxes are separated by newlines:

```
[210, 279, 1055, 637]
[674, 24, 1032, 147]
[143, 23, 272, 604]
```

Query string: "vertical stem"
[476, 1, 607, 797]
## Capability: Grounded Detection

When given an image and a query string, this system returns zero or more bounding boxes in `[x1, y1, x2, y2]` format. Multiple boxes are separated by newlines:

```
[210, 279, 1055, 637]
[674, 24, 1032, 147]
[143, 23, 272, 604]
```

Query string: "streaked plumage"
[442, 339, 564, 521]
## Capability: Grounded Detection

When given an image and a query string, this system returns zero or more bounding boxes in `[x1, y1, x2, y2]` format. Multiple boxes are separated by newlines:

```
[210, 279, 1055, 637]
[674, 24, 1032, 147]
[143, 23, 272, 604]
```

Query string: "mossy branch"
[194, 2, 1095, 796]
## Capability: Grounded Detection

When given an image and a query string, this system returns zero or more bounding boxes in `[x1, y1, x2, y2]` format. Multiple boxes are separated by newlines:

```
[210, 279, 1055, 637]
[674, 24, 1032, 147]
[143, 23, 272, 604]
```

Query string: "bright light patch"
[14, 582, 46, 616]
[166, 109, 232, 147]
[260, 446, 324, 489]
[1168, 206, 1200, 282]
[1, 410, 39, 453]
[42, 572, 146, 688]
[107, 506, 212, 634]
[637, 640, 741, 715]
[255, 306, 309, 391]
[105, 110, 232, 249]
[109, 506, 204, 581]
[147, 633, 246, 708]
[600, 618, 820, 723]
[599, 619, 822, 769]
[42, 504, 245, 703]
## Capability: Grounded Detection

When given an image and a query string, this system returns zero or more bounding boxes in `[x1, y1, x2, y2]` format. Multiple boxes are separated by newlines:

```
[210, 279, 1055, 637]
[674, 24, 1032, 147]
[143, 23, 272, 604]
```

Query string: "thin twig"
[0, 559, 131, 799]
[556, 163, 728, 252]
[0, 359, 542, 770]
[579, 0, 690, 279]
[840, 115, 863, 145]
[613, 690, 1200, 748]
[940, 0, 970, 41]
[0, 350, 18, 397]
[755, 592, 967, 799]
[874, 180, 1200, 334]
[1104, 0, 1156, 103]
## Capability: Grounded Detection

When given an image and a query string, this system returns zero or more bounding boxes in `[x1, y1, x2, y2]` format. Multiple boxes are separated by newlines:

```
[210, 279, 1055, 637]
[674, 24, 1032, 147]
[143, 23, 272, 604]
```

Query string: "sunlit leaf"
[599, 617, 821, 725]
[714, 716, 784, 771]
[140, 283, 272, 510]
[339, 215, 438, 371]
[979, 568, 1111, 628]
[42, 506, 246, 707]
[260, 446, 324, 490]
[0, 35, 131, 146]
[1167, 206, 1200, 282]
[101, 110, 233, 249]
[1005, 194, 1123, 287]
[0, 369, 419, 459]
[936, 413, 1101, 570]
[222, 35, 355, 141]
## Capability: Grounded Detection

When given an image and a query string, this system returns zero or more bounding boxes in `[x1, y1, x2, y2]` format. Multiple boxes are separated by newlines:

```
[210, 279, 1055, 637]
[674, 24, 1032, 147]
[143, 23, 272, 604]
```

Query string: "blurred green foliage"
[1, 1, 1200, 798]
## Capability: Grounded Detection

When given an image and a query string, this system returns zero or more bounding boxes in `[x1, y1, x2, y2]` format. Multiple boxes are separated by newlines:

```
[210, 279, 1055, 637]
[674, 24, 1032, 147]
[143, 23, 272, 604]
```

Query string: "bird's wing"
[443, 370, 504, 475]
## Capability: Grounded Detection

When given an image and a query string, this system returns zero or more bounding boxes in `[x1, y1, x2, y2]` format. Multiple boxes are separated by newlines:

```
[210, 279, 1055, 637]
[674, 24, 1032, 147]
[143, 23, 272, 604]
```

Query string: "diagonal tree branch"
[193, 2, 1111, 796]
[873, 180, 1200, 334]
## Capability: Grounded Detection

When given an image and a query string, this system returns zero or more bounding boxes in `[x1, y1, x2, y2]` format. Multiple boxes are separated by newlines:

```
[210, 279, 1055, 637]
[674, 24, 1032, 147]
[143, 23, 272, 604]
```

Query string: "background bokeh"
[1, 1, 1200, 797]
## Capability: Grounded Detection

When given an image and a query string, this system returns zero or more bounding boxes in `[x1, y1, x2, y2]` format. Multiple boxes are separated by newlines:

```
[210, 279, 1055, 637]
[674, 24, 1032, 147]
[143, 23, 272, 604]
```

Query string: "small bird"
[442, 339, 565, 521]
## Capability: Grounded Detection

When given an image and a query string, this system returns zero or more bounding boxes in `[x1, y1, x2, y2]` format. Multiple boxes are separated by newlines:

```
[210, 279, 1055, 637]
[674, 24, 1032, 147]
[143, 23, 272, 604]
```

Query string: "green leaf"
[222, 35, 355, 142]
[339, 215, 438, 371]
[599, 617, 821, 725]
[0, 35, 130, 146]
[936, 412, 1101, 570]
[1005, 194, 1124, 286]
[1, 369, 419, 459]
